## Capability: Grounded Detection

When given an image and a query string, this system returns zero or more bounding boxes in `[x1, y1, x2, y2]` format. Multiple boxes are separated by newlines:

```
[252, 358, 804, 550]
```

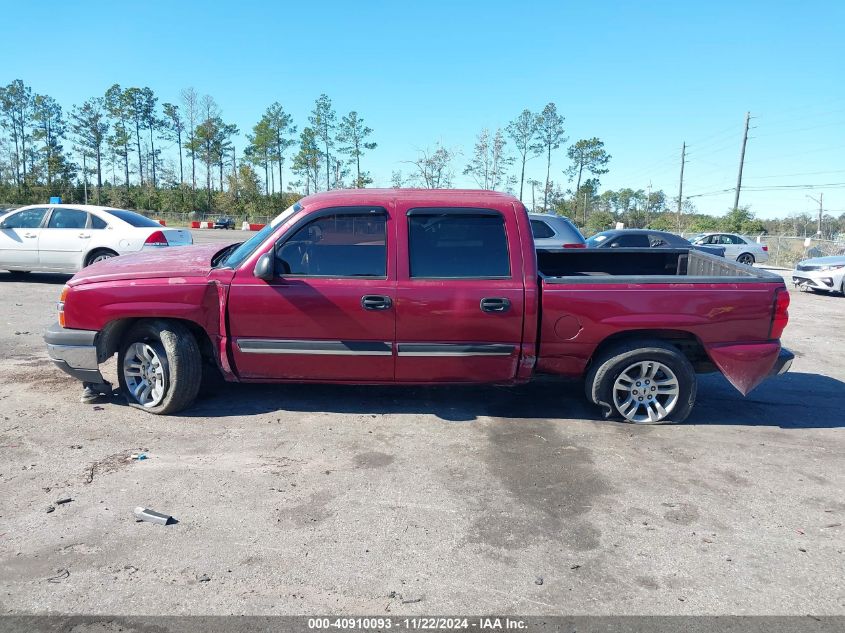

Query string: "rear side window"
[4, 208, 47, 229]
[408, 210, 510, 278]
[648, 234, 668, 247]
[103, 209, 162, 227]
[277, 210, 386, 277]
[48, 208, 88, 229]
[531, 220, 555, 239]
[91, 215, 108, 229]
[610, 234, 650, 248]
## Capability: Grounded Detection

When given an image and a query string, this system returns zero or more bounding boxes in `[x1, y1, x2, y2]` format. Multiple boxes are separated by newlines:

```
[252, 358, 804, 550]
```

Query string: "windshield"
[585, 233, 610, 247]
[220, 202, 302, 268]
[103, 209, 163, 228]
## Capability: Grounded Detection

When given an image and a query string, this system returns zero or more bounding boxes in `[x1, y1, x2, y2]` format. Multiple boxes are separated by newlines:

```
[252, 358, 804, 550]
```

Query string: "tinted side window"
[91, 215, 108, 229]
[408, 212, 510, 278]
[611, 234, 650, 247]
[48, 209, 88, 229]
[277, 211, 386, 277]
[531, 220, 555, 239]
[4, 208, 47, 229]
[648, 234, 668, 247]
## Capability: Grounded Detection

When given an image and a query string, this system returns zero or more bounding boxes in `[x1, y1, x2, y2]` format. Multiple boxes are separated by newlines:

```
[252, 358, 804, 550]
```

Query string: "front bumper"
[769, 347, 794, 377]
[792, 270, 841, 292]
[44, 321, 105, 384]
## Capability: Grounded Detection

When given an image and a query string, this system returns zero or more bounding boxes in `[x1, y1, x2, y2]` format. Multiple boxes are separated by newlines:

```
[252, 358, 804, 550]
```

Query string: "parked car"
[689, 232, 768, 265]
[529, 213, 586, 249]
[214, 216, 236, 230]
[0, 204, 192, 274]
[46, 189, 792, 424]
[585, 229, 725, 257]
[792, 255, 845, 295]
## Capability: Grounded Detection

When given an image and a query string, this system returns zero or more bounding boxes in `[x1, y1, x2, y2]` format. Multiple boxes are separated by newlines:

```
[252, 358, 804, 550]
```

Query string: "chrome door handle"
[480, 297, 511, 313]
[78, 233, 91, 238]
[23, 233, 37, 238]
[361, 295, 393, 311]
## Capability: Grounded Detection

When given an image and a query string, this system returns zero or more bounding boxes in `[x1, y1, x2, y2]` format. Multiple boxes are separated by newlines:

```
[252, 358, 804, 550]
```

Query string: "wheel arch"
[97, 317, 215, 365]
[587, 329, 714, 374]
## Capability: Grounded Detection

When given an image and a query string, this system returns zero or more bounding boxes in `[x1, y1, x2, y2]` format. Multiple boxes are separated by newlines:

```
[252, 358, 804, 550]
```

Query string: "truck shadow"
[0, 272, 72, 284]
[183, 371, 845, 429]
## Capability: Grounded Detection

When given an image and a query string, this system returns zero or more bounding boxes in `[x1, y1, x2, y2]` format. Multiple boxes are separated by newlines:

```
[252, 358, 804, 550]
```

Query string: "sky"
[2, 0, 844, 219]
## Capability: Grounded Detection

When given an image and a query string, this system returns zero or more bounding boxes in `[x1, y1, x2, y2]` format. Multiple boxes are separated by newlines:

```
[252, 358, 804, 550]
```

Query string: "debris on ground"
[401, 595, 423, 604]
[46, 569, 70, 583]
[133, 507, 176, 525]
[129, 453, 148, 461]
[46, 506, 55, 513]
[570, 564, 581, 570]
[534, 576, 544, 585]
[197, 574, 211, 582]
[55, 497, 72, 505]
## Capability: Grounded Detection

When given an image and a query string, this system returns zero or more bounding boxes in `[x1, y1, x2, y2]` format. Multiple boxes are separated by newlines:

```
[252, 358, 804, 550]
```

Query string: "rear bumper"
[769, 347, 794, 377]
[44, 321, 105, 384]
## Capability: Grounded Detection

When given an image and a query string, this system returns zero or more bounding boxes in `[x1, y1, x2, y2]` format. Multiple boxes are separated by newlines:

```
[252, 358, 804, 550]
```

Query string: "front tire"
[117, 320, 202, 415]
[585, 340, 697, 424]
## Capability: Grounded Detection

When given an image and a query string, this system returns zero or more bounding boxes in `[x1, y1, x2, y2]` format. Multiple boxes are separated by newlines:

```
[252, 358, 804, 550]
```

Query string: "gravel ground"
[0, 247, 842, 616]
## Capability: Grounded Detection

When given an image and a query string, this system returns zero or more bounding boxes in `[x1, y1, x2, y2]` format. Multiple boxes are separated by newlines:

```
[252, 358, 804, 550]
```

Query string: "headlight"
[819, 264, 845, 271]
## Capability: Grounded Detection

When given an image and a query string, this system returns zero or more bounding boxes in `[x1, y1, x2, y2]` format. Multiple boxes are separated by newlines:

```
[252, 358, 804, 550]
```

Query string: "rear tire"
[737, 253, 755, 266]
[117, 320, 202, 415]
[585, 340, 697, 424]
[85, 249, 119, 266]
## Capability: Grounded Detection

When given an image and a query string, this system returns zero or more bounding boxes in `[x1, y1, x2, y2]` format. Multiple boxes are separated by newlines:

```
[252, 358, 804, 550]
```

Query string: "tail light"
[563, 243, 586, 249]
[769, 288, 790, 339]
[58, 285, 69, 327]
[762, 245, 769, 252]
[144, 230, 169, 247]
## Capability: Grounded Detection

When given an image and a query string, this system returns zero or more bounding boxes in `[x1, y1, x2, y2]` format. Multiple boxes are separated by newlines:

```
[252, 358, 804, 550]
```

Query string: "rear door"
[0, 207, 48, 269]
[394, 205, 525, 383]
[38, 207, 92, 270]
[227, 206, 396, 381]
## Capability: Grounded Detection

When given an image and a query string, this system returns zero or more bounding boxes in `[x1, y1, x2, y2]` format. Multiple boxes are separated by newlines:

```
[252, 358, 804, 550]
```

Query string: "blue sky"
[2, 0, 844, 218]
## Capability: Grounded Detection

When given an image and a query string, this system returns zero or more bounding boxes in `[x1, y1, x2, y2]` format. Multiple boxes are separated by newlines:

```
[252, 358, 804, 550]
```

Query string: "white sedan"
[0, 204, 192, 274]
[689, 232, 769, 265]
[792, 255, 845, 295]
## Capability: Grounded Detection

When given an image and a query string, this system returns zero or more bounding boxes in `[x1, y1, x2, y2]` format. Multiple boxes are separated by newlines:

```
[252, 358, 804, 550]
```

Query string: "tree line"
[1, 78, 843, 238]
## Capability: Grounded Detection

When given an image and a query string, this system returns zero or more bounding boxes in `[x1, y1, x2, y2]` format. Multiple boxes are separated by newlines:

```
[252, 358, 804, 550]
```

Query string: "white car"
[792, 255, 845, 295]
[0, 204, 192, 274]
[690, 232, 769, 265]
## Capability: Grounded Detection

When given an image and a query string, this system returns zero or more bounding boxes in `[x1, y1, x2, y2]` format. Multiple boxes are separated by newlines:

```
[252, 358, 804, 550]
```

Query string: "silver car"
[792, 255, 845, 295]
[529, 213, 586, 249]
[690, 232, 769, 265]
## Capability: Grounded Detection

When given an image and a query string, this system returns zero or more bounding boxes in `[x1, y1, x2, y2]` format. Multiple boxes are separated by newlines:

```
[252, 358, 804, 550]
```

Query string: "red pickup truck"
[45, 189, 792, 423]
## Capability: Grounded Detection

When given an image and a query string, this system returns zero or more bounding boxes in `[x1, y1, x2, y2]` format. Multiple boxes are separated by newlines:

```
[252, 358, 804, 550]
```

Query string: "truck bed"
[534, 248, 787, 393]
[537, 247, 778, 283]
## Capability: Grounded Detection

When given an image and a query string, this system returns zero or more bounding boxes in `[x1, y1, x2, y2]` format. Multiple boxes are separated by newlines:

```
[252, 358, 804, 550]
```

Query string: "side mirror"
[253, 253, 274, 281]
[0, 221, 7, 229]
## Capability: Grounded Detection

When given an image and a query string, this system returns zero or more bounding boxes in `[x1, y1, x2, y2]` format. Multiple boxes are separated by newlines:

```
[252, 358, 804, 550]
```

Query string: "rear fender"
[705, 341, 780, 395]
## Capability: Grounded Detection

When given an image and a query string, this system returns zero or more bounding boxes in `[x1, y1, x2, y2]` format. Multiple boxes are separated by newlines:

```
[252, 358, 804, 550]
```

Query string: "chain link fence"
[757, 235, 845, 269]
[133, 210, 274, 228]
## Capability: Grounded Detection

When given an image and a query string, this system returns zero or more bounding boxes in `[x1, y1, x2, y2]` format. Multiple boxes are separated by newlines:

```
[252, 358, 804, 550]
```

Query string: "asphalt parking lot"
[0, 236, 843, 615]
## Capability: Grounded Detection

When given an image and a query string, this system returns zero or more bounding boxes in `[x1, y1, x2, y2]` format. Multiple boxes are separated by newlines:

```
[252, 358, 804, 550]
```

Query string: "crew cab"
[45, 190, 793, 424]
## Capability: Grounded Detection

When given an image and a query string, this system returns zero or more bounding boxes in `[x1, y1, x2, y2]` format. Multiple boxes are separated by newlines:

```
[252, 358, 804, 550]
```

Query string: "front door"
[227, 206, 396, 382]
[38, 207, 92, 270]
[0, 207, 48, 270]
[394, 205, 525, 383]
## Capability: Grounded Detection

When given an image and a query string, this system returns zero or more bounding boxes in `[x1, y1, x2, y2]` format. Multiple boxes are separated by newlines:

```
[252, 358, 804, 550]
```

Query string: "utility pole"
[807, 193, 824, 236]
[82, 151, 88, 205]
[645, 181, 652, 227]
[733, 111, 751, 210]
[677, 142, 686, 232]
